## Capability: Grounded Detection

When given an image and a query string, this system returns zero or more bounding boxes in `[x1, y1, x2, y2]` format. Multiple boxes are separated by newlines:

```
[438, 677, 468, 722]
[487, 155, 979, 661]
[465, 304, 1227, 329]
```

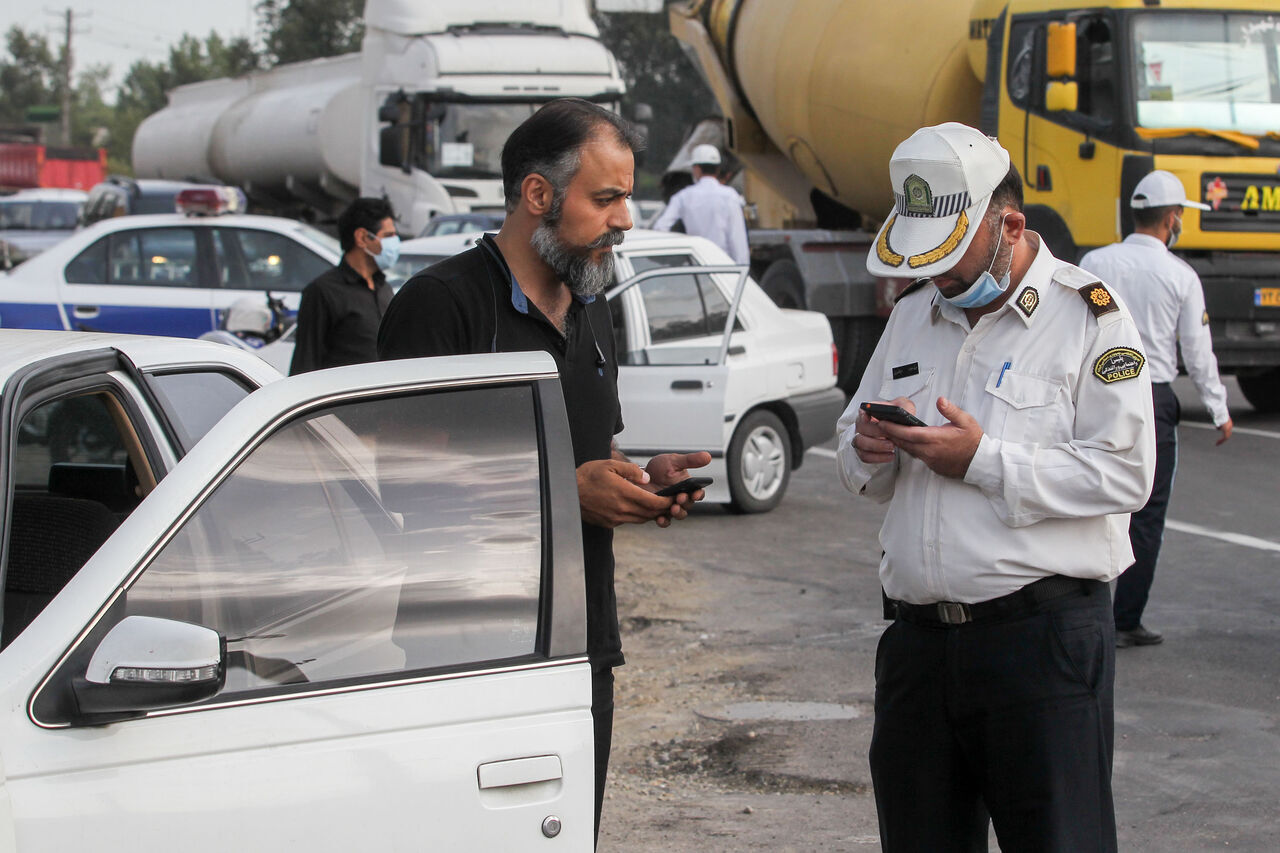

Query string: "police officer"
[837, 123, 1155, 852]
[1080, 170, 1234, 648]
[652, 143, 749, 263]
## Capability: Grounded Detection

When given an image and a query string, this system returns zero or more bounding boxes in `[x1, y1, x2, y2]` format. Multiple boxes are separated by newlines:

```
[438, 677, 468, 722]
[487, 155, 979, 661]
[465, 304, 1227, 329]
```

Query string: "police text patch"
[892, 362, 920, 379]
[1093, 347, 1145, 384]
[1078, 282, 1119, 318]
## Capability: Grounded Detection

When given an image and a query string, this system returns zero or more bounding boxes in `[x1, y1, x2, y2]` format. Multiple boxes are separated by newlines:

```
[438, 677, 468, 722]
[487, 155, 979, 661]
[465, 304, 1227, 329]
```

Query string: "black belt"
[885, 576, 1094, 627]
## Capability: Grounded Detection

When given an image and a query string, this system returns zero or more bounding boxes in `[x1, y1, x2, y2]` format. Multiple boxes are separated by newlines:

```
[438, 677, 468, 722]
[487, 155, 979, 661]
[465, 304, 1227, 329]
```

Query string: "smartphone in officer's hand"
[860, 401, 927, 427]
[655, 476, 713, 497]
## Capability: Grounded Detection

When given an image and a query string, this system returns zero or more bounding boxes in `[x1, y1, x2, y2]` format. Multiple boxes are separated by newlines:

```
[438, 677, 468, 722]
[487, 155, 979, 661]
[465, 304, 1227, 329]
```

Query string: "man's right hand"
[853, 396, 915, 464]
[577, 459, 675, 528]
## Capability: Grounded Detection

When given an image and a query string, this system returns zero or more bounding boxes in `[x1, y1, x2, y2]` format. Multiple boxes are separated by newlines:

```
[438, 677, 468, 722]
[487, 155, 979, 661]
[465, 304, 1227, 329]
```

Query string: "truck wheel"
[726, 410, 791, 514]
[759, 260, 806, 309]
[833, 317, 886, 395]
[1238, 368, 1280, 413]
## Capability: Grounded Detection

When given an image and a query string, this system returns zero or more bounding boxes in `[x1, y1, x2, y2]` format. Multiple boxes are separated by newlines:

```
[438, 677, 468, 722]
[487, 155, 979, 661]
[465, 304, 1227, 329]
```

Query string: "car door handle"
[73, 305, 100, 318]
[477, 755, 563, 789]
[671, 380, 704, 390]
[728, 345, 746, 356]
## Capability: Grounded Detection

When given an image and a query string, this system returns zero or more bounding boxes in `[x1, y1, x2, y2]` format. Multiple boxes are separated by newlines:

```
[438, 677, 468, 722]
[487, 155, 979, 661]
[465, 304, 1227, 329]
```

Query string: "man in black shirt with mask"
[378, 99, 710, 842]
[290, 197, 399, 375]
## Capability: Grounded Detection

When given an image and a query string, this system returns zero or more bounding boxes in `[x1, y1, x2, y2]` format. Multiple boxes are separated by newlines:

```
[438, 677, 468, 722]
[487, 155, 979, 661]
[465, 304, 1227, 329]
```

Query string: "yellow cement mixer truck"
[670, 0, 1280, 410]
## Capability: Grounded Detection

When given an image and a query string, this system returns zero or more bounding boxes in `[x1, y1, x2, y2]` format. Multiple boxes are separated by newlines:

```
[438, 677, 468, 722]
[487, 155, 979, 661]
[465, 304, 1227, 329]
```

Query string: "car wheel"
[1238, 367, 1280, 413]
[759, 259, 805, 310]
[727, 410, 791, 514]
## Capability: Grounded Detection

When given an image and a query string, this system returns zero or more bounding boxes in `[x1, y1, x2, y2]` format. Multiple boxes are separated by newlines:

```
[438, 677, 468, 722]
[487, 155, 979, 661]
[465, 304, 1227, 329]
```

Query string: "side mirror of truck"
[1045, 22, 1077, 78]
[1045, 81, 1079, 113]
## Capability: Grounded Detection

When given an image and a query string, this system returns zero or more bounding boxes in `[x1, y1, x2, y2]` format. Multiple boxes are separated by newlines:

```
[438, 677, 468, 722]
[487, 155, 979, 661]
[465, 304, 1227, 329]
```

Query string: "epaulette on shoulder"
[1076, 281, 1120, 318]
[893, 278, 932, 304]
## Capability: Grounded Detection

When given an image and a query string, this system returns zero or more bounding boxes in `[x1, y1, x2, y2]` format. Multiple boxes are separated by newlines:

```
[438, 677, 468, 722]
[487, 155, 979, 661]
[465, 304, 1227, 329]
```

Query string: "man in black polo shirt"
[378, 99, 710, 841]
[289, 197, 399, 375]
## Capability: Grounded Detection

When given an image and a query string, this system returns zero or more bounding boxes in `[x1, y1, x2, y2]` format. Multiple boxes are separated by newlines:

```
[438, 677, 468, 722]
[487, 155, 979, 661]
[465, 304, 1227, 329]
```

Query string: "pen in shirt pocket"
[997, 360, 1012, 387]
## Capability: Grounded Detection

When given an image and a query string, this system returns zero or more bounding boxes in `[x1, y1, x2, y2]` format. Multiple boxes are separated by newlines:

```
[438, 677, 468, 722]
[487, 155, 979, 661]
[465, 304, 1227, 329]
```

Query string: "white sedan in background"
[0, 330, 594, 849]
[260, 230, 845, 513]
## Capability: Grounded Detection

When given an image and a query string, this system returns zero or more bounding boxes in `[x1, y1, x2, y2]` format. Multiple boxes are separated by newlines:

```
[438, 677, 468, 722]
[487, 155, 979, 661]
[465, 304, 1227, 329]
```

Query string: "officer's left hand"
[878, 397, 983, 479]
[645, 451, 713, 526]
[1216, 418, 1233, 446]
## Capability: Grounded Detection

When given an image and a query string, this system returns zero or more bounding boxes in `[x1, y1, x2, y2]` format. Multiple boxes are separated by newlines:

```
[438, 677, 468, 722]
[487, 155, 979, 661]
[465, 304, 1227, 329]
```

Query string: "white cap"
[1130, 170, 1210, 210]
[867, 122, 1011, 279]
[691, 143, 722, 166]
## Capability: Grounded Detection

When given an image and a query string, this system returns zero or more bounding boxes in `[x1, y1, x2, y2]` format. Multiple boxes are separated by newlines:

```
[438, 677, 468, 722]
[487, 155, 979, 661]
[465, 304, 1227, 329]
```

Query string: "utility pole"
[60, 8, 73, 145]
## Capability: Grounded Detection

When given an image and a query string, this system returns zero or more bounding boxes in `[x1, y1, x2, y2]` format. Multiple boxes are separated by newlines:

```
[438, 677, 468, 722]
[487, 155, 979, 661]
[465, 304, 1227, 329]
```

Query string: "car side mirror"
[71, 615, 225, 724]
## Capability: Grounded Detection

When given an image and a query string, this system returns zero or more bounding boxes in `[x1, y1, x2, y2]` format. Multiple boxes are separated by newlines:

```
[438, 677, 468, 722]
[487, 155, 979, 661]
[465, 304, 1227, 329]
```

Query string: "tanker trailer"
[134, 0, 626, 237]
[671, 0, 1280, 410]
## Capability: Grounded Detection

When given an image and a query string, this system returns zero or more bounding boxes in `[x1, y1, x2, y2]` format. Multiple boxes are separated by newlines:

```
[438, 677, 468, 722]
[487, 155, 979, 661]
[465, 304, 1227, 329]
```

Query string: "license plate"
[1257, 288, 1280, 308]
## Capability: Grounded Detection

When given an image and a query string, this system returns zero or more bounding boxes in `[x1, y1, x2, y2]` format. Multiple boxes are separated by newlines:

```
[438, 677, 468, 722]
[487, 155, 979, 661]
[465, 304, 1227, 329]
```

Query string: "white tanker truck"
[132, 0, 626, 236]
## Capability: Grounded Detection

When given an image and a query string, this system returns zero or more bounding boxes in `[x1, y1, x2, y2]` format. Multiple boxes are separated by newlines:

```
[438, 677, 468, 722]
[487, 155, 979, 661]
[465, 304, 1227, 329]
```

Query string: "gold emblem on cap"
[1089, 286, 1112, 307]
[903, 174, 933, 215]
[908, 210, 969, 269]
[876, 215, 905, 267]
[1017, 286, 1039, 317]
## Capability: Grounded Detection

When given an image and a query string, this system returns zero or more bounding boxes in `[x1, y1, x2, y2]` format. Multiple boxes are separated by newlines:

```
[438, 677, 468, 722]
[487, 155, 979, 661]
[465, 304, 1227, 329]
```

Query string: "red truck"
[0, 144, 107, 192]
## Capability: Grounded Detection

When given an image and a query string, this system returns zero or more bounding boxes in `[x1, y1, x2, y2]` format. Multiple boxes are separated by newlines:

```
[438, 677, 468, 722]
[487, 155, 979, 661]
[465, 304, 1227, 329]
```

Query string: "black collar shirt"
[289, 259, 393, 375]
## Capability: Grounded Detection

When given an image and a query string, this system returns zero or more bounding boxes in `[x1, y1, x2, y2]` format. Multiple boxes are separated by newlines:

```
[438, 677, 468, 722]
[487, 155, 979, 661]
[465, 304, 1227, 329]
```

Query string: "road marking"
[808, 447, 838, 459]
[1181, 421, 1280, 440]
[1166, 520, 1280, 553]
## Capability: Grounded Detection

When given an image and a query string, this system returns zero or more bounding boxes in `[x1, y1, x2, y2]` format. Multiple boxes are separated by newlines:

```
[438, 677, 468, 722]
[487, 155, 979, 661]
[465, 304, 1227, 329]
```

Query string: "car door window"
[115, 383, 544, 696]
[106, 228, 199, 286]
[4, 390, 151, 648]
[629, 253, 694, 273]
[145, 370, 255, 453]
[65, 236, 109, 283]
[220, 228, 331, 292]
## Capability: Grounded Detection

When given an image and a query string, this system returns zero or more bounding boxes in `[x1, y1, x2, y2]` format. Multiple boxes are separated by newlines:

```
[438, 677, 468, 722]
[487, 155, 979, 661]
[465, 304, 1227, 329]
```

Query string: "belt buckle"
[937, 601, 971, 625]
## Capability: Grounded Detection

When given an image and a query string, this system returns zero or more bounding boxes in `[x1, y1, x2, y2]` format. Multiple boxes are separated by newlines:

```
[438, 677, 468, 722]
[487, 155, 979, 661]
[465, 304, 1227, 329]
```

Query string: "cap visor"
[866, 196, 990, 279]
[1184, 200, 1211, 210]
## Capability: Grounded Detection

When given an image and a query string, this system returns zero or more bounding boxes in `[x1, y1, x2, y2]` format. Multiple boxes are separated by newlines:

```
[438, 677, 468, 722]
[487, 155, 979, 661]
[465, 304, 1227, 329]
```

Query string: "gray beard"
[530, 221, 623, 298]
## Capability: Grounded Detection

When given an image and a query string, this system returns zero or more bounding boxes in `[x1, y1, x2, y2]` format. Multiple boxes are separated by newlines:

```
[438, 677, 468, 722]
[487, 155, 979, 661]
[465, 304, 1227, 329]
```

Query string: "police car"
[0, 188, 344, 337]
[0, 329, 595, 849]
[257, 230, 845, 513]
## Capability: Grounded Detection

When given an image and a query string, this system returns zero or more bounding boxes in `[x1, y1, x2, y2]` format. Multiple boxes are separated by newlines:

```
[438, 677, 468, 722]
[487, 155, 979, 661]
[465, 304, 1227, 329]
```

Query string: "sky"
[0, 0, 257, 93]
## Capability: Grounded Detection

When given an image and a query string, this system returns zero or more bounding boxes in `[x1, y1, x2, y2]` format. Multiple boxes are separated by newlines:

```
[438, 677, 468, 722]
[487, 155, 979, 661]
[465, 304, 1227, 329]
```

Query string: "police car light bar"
[176, 186, 248, 217]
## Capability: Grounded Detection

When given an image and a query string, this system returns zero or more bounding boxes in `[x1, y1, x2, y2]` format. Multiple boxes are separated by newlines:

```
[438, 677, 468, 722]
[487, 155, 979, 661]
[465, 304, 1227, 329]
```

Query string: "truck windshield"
[426, 102, 545, 179]
[1132, 13, 1280, 135]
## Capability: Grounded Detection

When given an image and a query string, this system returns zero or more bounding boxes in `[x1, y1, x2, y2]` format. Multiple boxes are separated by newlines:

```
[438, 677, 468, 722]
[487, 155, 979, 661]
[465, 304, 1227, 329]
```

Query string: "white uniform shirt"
[1079, 232, 1230, 426]
[653, 176, 750, 264]
[837, 238, 1156, 605]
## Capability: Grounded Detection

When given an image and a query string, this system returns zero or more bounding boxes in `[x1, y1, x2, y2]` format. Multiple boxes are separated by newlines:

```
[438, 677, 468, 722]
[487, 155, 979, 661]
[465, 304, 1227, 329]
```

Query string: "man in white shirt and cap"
[837, 122, 1154, 852]
[653, 143, 749, 264]
[1079, 170, 1233, 649]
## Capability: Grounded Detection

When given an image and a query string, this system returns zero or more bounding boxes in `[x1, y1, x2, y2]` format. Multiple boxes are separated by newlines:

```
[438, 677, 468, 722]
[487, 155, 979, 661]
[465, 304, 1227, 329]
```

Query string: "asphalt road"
[600, 376, 1280, 852]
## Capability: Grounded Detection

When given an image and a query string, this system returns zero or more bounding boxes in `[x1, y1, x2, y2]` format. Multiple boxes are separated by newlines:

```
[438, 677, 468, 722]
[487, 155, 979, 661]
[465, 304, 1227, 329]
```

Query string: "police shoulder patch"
[1078, 282, 1119, 317]
[1093, 346, 1145, 384]
[1202, 310, 1210, 326]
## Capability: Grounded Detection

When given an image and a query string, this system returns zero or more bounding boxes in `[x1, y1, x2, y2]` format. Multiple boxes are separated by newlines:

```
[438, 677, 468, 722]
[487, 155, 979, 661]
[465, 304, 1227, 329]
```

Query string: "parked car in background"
[0, 189, 422, 337]
[80, 176, 231, 226]
[0, 330, 594, 849]
[250, 230, 844, 512]
[418, 212, 504, 238]
[0, 188, 87, 267]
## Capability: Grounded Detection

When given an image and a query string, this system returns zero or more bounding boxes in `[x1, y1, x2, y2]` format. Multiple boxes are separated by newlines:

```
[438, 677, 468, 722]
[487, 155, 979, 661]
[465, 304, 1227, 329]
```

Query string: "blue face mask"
[366, 234, 401, 271]
[942, 214, 1011, 309]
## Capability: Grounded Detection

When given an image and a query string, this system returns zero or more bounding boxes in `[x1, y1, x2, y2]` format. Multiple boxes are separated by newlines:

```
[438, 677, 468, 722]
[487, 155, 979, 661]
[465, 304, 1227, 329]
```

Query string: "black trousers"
[1114, 382, 1179, 631]
[870, 581, 1117, 853]
[591, 666, 614, 845]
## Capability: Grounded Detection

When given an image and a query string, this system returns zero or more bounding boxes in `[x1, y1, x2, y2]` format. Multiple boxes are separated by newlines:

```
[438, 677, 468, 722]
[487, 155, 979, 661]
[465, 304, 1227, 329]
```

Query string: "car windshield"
[424, 102, 548, 179]
[1132, 12, 1280, 135]
[0, 200, 81, 231]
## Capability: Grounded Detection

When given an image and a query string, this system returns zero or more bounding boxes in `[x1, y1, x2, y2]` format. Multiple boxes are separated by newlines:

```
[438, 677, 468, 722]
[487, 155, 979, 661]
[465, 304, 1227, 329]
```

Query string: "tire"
[1238, 367, 1280, 413]
[726, 410, 792, 514]
[759, 259, 806, 310]
[833, 316, 886, 395]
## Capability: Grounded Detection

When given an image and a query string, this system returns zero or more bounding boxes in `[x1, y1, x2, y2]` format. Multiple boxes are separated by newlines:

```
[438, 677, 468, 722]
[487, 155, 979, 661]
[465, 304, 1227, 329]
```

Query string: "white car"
[0, 188, 87, 266]
[258, 230, 845, 512]
[0, 330, 594, 849]
[0, 206, 345, 337]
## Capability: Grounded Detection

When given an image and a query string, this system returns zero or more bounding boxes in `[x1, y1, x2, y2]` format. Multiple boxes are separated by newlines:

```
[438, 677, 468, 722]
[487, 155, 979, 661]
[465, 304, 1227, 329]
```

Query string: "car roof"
[2, 189, 88, 202]
[0, 329, 282, 386]
[399, 229, 740, 262]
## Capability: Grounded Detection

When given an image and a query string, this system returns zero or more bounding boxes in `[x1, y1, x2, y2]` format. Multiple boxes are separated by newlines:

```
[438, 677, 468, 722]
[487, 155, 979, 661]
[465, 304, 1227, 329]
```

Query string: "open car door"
[0, 352, 593, 852]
